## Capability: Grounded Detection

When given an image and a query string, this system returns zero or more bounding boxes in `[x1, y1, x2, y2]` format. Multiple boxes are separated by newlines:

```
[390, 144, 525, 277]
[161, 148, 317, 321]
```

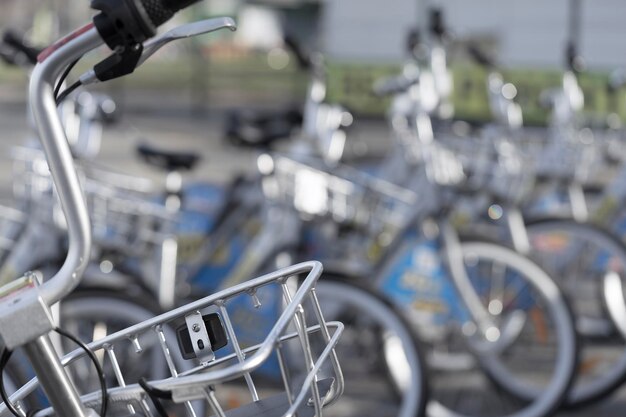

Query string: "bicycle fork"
[441, 219, 525, 354]
[440, 219, 497, 338]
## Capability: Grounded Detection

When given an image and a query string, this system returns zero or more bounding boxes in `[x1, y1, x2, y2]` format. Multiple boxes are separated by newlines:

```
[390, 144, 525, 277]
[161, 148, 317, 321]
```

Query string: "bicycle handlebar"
[283, 35, 312, 70]
[30, 0, 209, 307]
[373, 72, 419, 97]
[429, 8, 447, 39]
[138, 17, 235, 66]
[608, 68, 626, 92]
[92, 0, 201, 50]
[565, 41, 584, 74]
[139, 0, 199, 27]
[0, 4, 225, 415]
[467, 44, 495, 69]
[0, 48, 18, 66]
[2, 31, 40, 65]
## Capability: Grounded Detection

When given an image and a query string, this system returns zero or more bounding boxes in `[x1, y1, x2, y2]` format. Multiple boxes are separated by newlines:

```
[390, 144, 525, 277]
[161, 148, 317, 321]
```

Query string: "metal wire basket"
[11, 145, 174, 257]
[0, 261, 343, 417]
[260, 153, 417, 235]
[10, 146, 59, 226]
[84, 178, 175, 257]
[443, 133, 535, 204]
[0, 205, 27, 268]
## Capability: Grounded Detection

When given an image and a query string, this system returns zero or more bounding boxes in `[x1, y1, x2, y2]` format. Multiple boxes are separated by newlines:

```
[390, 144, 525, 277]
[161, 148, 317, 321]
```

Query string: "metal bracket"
[0, 272, 55, 349]
[184, 311, 214, 365]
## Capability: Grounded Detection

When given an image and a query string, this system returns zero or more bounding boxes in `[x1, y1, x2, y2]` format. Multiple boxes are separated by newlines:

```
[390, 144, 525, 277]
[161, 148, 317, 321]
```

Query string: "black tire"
[58, 287, 204, 416]
[409, 236, 579, 417]
[312, 274, 428, 417]
[526, 217, 626, 407]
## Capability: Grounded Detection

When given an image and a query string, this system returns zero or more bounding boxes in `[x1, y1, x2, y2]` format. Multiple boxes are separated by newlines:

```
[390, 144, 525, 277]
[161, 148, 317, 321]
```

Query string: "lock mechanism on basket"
[176, 311, 228, 364]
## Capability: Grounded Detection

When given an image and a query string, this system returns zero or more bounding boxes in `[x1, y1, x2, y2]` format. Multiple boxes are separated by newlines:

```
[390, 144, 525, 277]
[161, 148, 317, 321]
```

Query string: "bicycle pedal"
[176, 312, 228, 363]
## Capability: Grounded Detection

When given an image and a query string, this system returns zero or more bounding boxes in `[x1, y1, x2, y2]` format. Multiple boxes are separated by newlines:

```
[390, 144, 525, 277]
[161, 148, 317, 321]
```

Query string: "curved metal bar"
[29, 27, 102, 306]
[1, 262, 340, 416]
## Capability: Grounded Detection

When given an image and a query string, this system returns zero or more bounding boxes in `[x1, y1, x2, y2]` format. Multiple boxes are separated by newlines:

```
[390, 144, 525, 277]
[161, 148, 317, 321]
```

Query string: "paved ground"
[2, 89, 626, 416]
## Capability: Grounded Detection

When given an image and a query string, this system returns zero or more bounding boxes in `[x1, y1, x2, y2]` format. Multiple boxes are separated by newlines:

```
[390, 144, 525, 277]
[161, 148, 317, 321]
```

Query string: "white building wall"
[321, 0, 420, 63]
[322, 0, 626, 70]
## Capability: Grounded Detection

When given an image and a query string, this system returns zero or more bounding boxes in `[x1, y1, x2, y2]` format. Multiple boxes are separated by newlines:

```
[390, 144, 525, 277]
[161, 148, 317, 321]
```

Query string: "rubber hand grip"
[139, 0, 200, 27]
[92, 0, 202, 49]
[2, 31, 40, 65]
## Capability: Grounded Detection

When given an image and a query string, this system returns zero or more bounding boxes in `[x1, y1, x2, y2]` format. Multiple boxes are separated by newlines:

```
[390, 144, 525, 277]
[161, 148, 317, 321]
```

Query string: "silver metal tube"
[218, 304, 259, 401]
[504, 206, 531, 255]
[23, 335, 95, 417]
[441, 220, 496, 333]
[568, 183, 589, 222]
[29, 27, 102, 306]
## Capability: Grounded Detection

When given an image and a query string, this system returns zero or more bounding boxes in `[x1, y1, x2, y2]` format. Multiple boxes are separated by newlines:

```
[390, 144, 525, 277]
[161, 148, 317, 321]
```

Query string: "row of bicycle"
[0, 4, 345, 417]
[3, 4, 626, 417]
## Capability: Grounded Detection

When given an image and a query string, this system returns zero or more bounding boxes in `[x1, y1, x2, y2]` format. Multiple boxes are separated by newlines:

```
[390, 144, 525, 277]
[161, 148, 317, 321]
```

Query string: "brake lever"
[138, 17, 236, 66]
[80, 17, 236, 86]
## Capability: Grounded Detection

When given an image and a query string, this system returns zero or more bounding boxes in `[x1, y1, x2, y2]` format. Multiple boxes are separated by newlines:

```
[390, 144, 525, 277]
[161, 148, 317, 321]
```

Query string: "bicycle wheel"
[427, 240, 578, 417]
[312, 278, 428, 417]
[58, 288, 204, 416]
[525, 217, 626, 406]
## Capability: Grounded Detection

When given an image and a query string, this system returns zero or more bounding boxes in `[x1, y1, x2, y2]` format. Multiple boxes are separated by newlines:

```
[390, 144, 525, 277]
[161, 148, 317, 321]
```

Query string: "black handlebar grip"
[608, 70, 626, 93]
[2, 31, 40, 65]
[283, 35, 312, 70]
[406, 28, 420, 55]
[467, 44, 495, 69]
[429, 8, 446, 39]
[92, 0, 200, 50]
[140, 0, 199, 28]
[565, 41, 584, 74]
[0, 49, 14, 65]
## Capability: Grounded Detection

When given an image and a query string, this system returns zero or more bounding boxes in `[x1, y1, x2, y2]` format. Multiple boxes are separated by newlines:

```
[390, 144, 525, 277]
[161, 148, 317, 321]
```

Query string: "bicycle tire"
[313, 277, 428, 417]
[525, 217, 626, 407]
[58, 288, 205, 416]
[427, 239, 578, 417]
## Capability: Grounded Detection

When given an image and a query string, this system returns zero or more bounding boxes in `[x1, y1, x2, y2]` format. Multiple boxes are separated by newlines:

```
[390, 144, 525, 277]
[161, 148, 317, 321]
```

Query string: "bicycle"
[0, 2, 343, 416]
[453, 35, 626, 408]
[314, 12, 579, 416]
[0, 16, 426, 417]
[164, 17, 579, 416]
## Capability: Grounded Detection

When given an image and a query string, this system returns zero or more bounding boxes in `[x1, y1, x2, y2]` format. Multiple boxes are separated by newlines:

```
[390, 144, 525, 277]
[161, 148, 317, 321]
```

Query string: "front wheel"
[526, 218, 626, 406]
[427, 240, 578, 417]
[313, 278, 428, 417]
[58, 289, 205, 416]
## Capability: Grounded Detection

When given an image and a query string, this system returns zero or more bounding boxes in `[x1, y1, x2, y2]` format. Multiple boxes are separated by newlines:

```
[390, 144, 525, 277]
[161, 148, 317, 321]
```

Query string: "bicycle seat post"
[165, 169, 183, 212]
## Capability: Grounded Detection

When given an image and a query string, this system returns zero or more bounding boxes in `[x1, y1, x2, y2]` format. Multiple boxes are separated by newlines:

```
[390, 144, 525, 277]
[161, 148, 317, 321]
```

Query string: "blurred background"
[1, 0, 624, 187]
[2, 0, 626, 120]
[3, 1, 626, 416]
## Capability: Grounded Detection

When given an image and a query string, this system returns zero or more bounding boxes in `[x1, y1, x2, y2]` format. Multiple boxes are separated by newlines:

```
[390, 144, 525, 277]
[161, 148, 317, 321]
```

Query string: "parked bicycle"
[0, 2, 343, 416]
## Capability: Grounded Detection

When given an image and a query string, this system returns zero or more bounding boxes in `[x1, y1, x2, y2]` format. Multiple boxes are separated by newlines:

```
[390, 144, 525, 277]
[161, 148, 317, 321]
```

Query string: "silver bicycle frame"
[0, 25, 105, 417]
[30, 27, 101, 306]
[0, 16, 267, 417]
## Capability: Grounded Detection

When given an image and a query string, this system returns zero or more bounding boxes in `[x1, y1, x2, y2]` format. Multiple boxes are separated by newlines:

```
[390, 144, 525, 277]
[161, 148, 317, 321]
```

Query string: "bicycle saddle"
[224, 108, 303, 148]
[136, 142, 201, 171]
